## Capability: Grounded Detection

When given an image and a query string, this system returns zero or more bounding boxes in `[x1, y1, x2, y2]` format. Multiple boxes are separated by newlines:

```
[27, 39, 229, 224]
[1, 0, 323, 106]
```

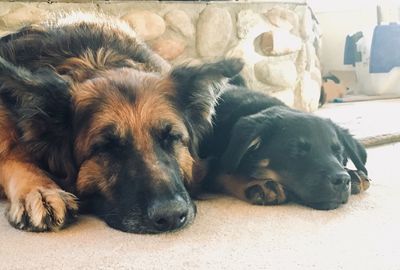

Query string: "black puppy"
[200, 86, 370, 210]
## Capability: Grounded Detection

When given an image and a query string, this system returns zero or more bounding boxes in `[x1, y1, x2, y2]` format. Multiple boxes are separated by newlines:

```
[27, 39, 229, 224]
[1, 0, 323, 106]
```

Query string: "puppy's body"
[0, 13, 244, 233]
[200, 87, 370, 210]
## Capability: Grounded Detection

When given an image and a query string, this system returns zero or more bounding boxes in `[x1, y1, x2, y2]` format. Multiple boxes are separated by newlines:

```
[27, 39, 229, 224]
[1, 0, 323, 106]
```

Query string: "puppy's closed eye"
[290, 140, 311, 158]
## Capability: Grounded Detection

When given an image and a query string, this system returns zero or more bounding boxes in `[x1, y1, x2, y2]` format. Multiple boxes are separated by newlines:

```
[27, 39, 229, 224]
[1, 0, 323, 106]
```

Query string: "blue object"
[370, 23, 400, 73]
[344, 32, 363, 66]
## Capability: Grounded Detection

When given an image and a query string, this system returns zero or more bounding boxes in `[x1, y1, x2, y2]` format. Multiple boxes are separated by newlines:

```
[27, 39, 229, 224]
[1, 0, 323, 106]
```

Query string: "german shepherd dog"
[0, 13, 244, 233]
[200, 87, 371, 210]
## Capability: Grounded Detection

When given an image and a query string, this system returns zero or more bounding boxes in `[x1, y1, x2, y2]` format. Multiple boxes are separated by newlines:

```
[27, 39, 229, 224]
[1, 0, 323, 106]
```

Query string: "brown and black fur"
[0, 13, 244, 233]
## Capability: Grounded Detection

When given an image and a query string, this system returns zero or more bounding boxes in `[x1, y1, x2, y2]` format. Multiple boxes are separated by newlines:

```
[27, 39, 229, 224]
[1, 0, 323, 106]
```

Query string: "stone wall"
[0, 1, 322, 111]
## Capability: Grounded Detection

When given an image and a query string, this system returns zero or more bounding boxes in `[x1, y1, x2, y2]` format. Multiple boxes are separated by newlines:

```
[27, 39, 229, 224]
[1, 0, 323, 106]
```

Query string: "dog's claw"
[6, 188, 78, 232]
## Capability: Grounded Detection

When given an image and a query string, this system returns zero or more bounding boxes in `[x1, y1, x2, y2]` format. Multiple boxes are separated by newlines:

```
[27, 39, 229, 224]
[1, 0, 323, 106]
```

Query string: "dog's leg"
[216, 174, 288, 205]
[0, 157, 78, 232]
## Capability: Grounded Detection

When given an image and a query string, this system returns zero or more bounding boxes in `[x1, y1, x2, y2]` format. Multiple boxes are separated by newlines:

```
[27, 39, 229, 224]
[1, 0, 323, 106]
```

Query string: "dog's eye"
[159, 124, 183, 146]
[290, 140, 311, 158]
[91, 134, 126, 154]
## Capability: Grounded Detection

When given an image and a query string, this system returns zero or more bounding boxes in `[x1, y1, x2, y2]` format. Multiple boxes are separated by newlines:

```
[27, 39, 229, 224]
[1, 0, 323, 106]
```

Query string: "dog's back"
[0, 12, 169, 78]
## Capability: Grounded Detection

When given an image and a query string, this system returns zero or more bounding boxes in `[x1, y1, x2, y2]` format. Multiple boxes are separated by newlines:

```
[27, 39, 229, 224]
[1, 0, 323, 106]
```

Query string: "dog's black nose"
[147, 196, 188, 232]
[330, 172, 351, 186]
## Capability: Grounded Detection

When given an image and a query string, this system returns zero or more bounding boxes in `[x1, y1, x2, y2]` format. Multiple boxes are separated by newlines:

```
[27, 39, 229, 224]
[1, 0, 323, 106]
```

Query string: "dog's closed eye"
[290, 140, 311, 158]
[158, 123, 188, 149]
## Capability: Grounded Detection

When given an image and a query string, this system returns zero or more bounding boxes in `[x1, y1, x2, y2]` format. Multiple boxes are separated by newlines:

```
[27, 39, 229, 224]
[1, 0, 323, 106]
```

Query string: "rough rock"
[237, 9, 265, 39]
[271, 89, 295, 107]
[196, 7, 233, 57]
[0, 6, 47, 29]
[150, 38, 186, 61]
[296, 72, 320, 112]
[265, 6, 299, 31]
[260, 29, 302, 55]
[164, 10, 195, 39]
[122, 11, 165, 41]
[254, 60, 297, 88]
[296, 6, 314, 40]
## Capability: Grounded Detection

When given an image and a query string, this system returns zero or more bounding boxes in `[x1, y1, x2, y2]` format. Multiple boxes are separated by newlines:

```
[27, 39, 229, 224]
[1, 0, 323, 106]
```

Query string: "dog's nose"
[329, 172, 351, 187]
[147, 195, 189, 232]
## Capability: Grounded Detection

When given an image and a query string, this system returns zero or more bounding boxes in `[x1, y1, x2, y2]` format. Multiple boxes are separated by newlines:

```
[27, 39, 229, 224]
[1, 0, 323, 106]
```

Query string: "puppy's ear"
[170, 58, 244, 152]
[220, 110, 276, 173]
[333, 123, 368, 175]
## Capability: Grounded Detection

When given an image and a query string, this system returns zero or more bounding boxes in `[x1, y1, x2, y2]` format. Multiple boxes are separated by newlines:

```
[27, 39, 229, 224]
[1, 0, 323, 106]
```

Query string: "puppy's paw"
[6, 188, 78, 232]
[244, 180, 287, 205]
[348, 170, 371, 194]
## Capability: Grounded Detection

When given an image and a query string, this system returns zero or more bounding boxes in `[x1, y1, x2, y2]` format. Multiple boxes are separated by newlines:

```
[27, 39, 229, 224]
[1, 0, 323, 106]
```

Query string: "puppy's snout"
[329, 172, 351, 187]
[147, 195, 189, 232]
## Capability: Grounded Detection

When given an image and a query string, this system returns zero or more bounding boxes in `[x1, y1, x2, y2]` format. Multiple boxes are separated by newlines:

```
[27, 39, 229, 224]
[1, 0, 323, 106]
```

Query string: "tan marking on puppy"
[258, 159, 270, 168]
[216, 170, 287, 205]
[250, 167, 281, 182]
[349, 170, 371, 195]
[216, 174, 251, 201]
[248, 137, 261, 150]
[0, 158, 78, 231]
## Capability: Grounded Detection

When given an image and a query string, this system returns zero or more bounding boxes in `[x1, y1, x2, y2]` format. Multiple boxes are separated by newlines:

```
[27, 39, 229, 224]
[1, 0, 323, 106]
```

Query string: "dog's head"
[0, 56, 243, 233]
[220, 106, 367, 210]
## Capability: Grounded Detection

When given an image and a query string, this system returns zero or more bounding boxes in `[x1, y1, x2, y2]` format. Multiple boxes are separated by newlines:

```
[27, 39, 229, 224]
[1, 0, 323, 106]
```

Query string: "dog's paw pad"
[348, 170, 371, 194]
[245, 185, 266, 205]
[7, 188, 78, 232]
[245, 180, 287, 205]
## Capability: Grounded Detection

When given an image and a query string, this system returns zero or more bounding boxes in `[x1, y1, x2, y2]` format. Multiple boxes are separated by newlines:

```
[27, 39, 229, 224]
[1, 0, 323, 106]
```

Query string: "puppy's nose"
[147, 195, 188, 232]
[330, 172, 351, 187]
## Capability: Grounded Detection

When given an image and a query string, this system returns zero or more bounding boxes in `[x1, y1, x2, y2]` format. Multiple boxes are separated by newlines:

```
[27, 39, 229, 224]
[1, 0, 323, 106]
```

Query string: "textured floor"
[316, 99, 400, 141]
[0, 103, 400, 270]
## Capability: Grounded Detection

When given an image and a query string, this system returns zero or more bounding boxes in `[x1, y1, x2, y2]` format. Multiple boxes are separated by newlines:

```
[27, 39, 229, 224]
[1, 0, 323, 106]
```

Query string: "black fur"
[200, 86, 369, 210]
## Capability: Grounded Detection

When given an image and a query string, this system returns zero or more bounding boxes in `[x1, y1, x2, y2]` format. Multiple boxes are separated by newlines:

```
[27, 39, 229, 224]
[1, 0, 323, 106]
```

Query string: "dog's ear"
[0, 56, 71, 134]
[220, 109, 277, 173]
[333, 123, 368, 175]
[170, 58, 244, 153]
[0, 56, 74, 180]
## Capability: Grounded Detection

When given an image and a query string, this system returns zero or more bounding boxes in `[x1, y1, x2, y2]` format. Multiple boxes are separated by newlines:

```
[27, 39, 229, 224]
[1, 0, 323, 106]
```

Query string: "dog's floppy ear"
[0, 56, 74, 180]
[0, 56, 71, 134]
[333, 123, 368, 175]
[220, 109, 277, 173]
[171, 58, 244, 152]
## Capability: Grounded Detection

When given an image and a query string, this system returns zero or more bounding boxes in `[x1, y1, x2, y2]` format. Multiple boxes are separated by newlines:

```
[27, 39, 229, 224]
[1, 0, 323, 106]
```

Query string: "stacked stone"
[0, 1, 321, 112]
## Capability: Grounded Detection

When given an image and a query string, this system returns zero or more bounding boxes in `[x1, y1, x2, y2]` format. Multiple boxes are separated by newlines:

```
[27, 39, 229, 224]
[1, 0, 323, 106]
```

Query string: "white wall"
[308, 0, 399, 72]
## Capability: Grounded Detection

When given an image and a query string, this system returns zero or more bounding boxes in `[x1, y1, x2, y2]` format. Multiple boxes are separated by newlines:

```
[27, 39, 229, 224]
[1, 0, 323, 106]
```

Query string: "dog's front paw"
[347, 170, 371, 194]
[244, 180, 288, 205]
[6, 188, 78, 232]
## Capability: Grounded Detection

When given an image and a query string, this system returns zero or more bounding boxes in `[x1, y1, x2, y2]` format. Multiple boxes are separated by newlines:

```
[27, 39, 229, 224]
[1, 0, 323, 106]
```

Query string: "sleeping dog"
[200, 86, 370, 210]
[0, 13, 243, 233]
